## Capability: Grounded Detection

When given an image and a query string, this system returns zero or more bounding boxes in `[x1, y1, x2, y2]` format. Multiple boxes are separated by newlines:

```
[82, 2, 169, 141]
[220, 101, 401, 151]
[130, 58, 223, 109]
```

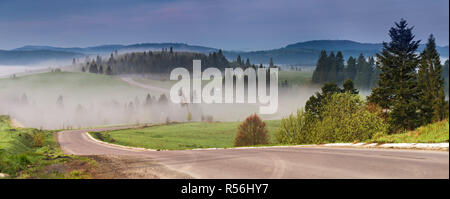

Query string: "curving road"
[57, 128, 449, 179]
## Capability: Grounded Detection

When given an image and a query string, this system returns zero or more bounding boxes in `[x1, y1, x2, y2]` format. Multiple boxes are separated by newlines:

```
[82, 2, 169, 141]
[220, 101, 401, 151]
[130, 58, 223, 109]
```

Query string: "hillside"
[4, 40, 449, 66]
[0, 50, 83, 65]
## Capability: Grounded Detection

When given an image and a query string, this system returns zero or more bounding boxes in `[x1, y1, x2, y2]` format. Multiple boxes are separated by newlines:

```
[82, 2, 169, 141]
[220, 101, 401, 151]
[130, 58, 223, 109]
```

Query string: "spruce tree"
[418, 34, 447, 123]
[442, 60, 449, 96]
[312, 50, 328, 83]
[354, 53, 372, 89]
[327, 52, 337, 82]
[368, 19, 421, 131]
[346, 56, 357, 80]
[335, 51, 345, 83]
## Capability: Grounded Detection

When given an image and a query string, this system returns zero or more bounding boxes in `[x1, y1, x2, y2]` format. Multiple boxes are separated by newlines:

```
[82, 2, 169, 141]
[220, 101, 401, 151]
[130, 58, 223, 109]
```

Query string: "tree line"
[312, 51, 380, 90]
[367, 19, 448, 131]
[305, 19, 449, 135]
[82, 49, 235, 75]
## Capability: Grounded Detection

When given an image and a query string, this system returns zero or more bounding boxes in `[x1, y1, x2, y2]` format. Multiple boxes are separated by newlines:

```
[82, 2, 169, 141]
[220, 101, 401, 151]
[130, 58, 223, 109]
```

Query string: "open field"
[131, 70, 314, 88]
[278, 70, 313, 86]
[90, 120, 281, 150]
[0, 71, 151, 98]
[371, 120, 449, 143]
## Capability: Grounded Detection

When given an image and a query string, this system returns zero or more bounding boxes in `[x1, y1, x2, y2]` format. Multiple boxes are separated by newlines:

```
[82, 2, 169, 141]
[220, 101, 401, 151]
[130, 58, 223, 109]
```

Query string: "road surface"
[57, 128, 449, 179]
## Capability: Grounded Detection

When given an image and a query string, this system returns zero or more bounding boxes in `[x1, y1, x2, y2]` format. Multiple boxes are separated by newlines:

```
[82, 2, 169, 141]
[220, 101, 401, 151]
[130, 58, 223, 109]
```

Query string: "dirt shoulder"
[39, 155, 192, 179]
[88, 155, 192, 179]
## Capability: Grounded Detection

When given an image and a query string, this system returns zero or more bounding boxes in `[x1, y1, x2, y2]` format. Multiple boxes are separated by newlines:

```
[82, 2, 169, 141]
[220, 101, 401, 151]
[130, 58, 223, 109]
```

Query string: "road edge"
[84, 131, 449, 152]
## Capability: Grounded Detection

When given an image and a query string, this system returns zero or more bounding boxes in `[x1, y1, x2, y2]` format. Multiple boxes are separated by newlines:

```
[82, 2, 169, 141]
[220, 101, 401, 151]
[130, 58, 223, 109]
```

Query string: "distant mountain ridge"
[2, 40, 449, 66]
[0, 50, 83, 65]
[13, 43, 218, 54]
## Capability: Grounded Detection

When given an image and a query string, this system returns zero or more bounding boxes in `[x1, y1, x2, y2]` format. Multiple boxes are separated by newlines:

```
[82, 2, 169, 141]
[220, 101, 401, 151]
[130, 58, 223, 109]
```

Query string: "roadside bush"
[313, 93, 388, 143]
[275, 109, 317, 144]
[32, 131, 46, 147]
[91, 132, 115, 143]
[234, 114, 269, 147]
[276, 93, 388, 145]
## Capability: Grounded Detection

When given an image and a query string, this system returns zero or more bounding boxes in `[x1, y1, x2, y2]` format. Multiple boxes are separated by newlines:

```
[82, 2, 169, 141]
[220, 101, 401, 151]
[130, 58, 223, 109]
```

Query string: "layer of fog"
[0, 72, 320, 129]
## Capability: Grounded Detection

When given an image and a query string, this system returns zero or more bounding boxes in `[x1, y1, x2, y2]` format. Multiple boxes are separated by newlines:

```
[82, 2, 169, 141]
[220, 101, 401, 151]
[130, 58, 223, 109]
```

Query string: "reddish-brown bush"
[234, 114, 269, 147]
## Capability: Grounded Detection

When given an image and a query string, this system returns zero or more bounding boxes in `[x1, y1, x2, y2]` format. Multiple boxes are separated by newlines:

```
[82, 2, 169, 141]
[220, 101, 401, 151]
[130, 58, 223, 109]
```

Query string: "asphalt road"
[57, 128, 449, 179]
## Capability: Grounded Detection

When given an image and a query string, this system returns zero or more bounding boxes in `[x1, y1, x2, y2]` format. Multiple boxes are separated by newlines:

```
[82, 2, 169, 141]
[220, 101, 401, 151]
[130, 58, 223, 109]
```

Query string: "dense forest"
[312, 48, 449, 93]
[81, 48, 271, 75]
[312, 51, 380, 90]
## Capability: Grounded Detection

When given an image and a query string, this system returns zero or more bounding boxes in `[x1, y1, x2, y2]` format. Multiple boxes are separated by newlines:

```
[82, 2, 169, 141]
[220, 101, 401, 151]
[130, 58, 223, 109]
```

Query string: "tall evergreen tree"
[327, 52, 337, 82]
[335, 51, 345, 83]
[418, 34, 448, 123]
[369, 62, 381, 89]
[368, 19, 421, 131]
[354, 53, 372, 89]
[442, 59, 449, 96]
[269, 57, 274, 68]
[345, 56, 357, 80]
[312, 51, 328, 83]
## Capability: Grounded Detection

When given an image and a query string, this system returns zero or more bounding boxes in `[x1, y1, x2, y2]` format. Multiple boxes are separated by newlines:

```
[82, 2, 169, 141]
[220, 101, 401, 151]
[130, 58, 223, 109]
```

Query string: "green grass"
[132, 70, 313, 88]
[0, 71, 150, 101]
[91, 120, 281, 150]
[278, 70, 313, 86]
[0, 115, 91, 178]
[370, 120, 449, 143]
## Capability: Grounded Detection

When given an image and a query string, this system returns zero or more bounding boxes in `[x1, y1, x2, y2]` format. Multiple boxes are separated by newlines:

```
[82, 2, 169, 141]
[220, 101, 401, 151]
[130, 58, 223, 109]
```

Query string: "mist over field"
[0, 69, 319, 129]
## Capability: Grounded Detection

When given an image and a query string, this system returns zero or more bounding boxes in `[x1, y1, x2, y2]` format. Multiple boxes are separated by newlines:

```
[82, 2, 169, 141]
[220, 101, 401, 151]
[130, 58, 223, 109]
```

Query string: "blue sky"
[0, 0, 448, 50]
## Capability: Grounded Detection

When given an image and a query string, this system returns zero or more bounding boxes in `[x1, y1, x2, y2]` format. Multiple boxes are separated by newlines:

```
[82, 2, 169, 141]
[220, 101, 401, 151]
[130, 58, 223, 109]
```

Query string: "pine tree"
[335, 51, 345, 83]
[327, 52, 337, 82]
[442, 60, 449, 96]
[354, 53, 372, 89]
[312, 50, 328, 83]
[418, 34, 447, 123]
[105, 65, 113, 75]
[345, 56, 357, 80]
[369, 62, 381, 89]
[343, 78, 359, 94]
[99, 65, 104, 74]
[368, 19, 421, 131]
[237, 55, 242, 67]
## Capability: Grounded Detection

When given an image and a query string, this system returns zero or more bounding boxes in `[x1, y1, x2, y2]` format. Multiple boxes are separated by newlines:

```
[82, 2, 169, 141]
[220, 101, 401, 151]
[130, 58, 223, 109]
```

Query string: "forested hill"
[83, 49, 231, 75]
[5, 40, 449, 66]
[226, 40, 449, 66]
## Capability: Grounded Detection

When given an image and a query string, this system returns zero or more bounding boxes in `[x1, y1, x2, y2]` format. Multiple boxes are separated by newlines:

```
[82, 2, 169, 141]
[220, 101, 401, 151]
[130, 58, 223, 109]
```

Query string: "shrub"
[275, 109, 317, 144]
[32, 131, 46, 147]
[313, 93, 388, 143]
[276, 93, 388, 145]
[234, 114, 269, 147]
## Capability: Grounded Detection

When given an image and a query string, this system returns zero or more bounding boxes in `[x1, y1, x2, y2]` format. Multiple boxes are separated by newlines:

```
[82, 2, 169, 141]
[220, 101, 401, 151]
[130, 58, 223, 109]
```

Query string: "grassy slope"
[278, 70, 313, 86]
[0, 115, 92, 178]
[0, 71, 147, 96]
[371, 120, 449, 143]
[91, 120, 281, 150]
[132, 70, 313, 88]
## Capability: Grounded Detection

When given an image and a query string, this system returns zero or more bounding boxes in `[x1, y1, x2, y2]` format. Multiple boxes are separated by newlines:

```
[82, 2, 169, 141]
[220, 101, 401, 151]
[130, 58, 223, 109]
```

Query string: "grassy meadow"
[0, 71, 150, 98]
[90, 120, 281, 150]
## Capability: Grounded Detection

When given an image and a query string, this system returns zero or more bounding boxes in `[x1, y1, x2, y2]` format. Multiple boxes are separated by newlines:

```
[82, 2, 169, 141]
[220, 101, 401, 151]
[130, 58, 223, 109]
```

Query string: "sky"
[0, 0, 448, 51]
